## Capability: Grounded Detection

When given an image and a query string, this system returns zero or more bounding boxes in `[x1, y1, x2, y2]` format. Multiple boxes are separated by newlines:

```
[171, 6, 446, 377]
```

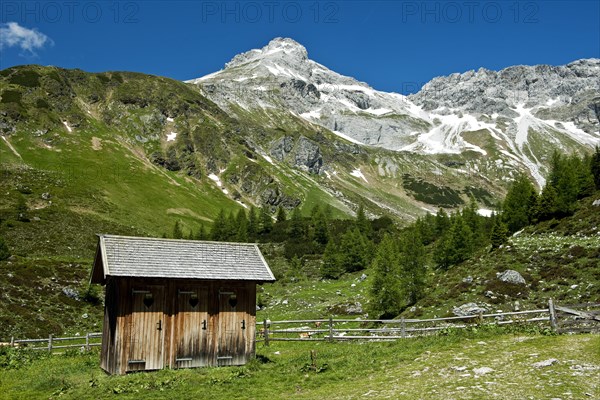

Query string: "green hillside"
[0, 65, 598, 341]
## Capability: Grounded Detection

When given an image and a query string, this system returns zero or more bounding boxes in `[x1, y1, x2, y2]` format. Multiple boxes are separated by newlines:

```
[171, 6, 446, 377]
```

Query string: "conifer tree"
[276, 206, 287, 224]
[259, 206, 273, 234]
[502, 174, 537, 232]
[320, 241, 343, 279]
[211, 209, 227, 241]
[434, 215, 473, 268]
[435, 208, 451, 236]
[339, 228, 370, 273]
[355, 204, 372, 237]
[448, 215, 474, 264]
[398, 228, 426, 305]
[248, 206, 259, 239]
[462, 197, 485, 247]
[235, 209, 249, 242]
[546, 151, 578, 216]
[535, 183, 559, 221]
[172, 220, 184, 239]
[312, 208, 329, 246]
[416, 213, 436, 245]
[195, 224, 207, 240]
[288, 207, 306, 239]
[225, 211, 237, 240]
[0, 236, 10, 261]
[490, 217, 509, 249]
[591, 146, 600, 189]
[575, 155, 595, 199]
[369, 235, 404, 318]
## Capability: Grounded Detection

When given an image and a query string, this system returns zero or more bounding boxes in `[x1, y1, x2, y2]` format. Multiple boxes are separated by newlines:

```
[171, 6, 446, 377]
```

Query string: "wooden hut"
[90, 234, 275, 375]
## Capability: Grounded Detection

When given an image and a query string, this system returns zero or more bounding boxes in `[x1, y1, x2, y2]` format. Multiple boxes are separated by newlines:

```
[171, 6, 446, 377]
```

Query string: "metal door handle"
[241, 319, 246, 330]
[157, 320, 162, 331]
[202, 320, 207, 330]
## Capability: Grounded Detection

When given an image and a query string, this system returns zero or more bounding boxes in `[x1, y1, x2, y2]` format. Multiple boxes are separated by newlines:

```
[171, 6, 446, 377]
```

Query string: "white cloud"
[0, 22, 53, 56]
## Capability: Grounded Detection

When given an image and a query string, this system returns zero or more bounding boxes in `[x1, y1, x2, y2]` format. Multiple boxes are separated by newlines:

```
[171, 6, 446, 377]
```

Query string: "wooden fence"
[2, 301, 598, 351]
[259, 300, 600, 344]
[3, 332, 102, 353]
[550, 301, 600, 334]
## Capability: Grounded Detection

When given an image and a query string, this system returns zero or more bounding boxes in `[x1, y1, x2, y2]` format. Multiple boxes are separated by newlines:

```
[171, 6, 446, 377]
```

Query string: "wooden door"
[173, 287, 209, 368]
[127, 286, 165, 372]
[217, 288, 247, 366]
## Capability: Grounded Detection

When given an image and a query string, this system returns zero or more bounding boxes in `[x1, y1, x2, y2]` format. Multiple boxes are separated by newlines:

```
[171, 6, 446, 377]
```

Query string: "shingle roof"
[91, 235, 275, 283]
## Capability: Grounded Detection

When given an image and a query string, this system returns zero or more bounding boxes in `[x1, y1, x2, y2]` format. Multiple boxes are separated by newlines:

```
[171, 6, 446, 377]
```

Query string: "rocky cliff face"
[189, 38, 600, 187]
[409, 59, 600, 135]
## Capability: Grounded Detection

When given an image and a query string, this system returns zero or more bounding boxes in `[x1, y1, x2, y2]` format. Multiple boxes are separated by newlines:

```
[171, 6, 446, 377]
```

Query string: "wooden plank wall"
[100, 278, 257, 375]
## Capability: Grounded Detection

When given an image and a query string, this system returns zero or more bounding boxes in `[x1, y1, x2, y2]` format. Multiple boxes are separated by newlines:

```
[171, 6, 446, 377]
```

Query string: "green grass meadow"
[0, 330, 598, 399]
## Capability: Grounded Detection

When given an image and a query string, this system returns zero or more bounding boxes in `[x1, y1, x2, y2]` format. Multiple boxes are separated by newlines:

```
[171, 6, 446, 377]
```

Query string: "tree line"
[164, 147, 600, 319]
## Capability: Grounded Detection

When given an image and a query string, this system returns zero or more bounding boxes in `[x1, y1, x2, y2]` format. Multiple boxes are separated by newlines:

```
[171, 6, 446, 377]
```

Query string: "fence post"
[328, 316, 334, 341]
[548, 299, 558, 332]
[48, 334, 53, 352]
[263, 319, 270, 347]
[10, 336, 14, 347]
[86, 333, 90, 351]
[401, 317, 406, 339]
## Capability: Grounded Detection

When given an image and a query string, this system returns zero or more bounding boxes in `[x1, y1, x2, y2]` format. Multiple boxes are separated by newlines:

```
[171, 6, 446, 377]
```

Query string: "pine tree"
[398, 228, 426, 305]
[225, 211, 237, 240]
[546, 152, 578, 216]
[0, 236, 10, 261]
[355, 204, 372, 237]
[435, 208, 451, 236]
[535, 183, 559, 221]
[415, 213, 436, 245]
[591, 146, 600, 189]
[434, 215, 473, 268]
[502, 174, 537, 232]
[490, 217, 509, 249]
[369, 235, 404, 318]
[433, 232, 452, 269]
[447, 215, 474, 265]
[248, 206, 259, 239]
[259, 206, 273, 234]
[575, 155, 595, 199]
[462, 197, 485, 247]
[235, 209, 249, 242]
[311, 208, 329, 246]
[320, 241, 343, 279]
[339, 228, 370, 273]
[195, 224, 207, 240]
[276, 206, 287, 224]
[211, 209, 227, 241]
[172, 220, 184, 239]
[288, 207, 306, 239]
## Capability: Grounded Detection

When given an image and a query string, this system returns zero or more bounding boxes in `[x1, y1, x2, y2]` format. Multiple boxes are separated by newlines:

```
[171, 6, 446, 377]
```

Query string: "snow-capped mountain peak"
[188, 38, 599, 187]
[225, 37, 308, 70]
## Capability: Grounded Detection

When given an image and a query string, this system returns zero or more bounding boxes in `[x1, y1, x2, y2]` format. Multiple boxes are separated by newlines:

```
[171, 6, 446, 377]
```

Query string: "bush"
[0, 237, 10, 260]
[81, 284, 102, 305]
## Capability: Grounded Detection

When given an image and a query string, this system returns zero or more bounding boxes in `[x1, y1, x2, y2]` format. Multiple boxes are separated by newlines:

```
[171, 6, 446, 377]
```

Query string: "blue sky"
[1, 1, 598, 94]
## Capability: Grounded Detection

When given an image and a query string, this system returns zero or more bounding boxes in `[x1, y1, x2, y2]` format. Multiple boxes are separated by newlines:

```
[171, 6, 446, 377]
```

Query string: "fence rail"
[259, 301, 600, 344]
[2, 301, 598, 351]
[2, 332, 102, 353]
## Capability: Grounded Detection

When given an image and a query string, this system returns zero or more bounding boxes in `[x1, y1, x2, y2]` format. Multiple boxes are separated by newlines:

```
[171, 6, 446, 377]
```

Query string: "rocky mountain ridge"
[190, 38, 600, 187]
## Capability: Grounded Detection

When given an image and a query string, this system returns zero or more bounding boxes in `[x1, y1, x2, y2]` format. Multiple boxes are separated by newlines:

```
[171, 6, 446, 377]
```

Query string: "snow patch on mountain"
[350, 169, 368, 183]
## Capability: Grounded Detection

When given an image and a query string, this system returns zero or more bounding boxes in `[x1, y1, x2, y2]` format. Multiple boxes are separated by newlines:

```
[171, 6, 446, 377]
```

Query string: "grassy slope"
[0, 331, 598, 399]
